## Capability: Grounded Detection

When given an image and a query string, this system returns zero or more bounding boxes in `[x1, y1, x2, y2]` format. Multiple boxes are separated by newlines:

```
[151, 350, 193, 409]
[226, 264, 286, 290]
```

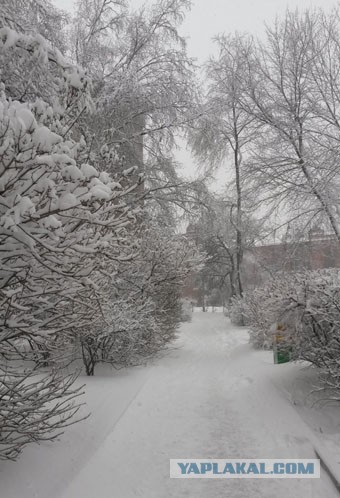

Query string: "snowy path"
[1, 313, 338, 497]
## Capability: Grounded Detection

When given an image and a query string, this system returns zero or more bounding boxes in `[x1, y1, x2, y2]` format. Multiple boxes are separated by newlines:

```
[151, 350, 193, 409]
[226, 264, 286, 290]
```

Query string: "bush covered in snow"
[180, 299, 193, 322]
[0, 3, 139, 458]
[242, 280, 287, 349]
[77, 228, 200, 374]
[229, 295, 249, 327]
[273, 270, 340, 393]
[230, 276, 305, 350]
[0, 0, 201, 460]
[231, 270, 340, 393]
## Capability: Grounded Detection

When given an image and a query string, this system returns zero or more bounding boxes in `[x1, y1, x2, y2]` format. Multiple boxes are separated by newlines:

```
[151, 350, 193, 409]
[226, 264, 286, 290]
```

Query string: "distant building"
[243, 231, 340, 289]
[182, 229, 340, 302]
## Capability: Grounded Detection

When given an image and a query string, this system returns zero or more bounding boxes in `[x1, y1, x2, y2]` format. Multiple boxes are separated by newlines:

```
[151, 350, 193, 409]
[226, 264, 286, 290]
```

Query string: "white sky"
[182, 0, 337, 62]
[52, 0, 338, 186]
[53, 0, 338, 62]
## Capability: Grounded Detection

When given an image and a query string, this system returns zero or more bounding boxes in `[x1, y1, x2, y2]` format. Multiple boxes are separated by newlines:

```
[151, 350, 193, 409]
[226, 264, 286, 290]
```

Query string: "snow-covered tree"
[244, 9, 340, 240]
[77, 223, 202, 375]
[189, 34, 259, 296]
[0, 8, 140, 458]
[186, 183, 262, 304]
[70, 0, 200, 216]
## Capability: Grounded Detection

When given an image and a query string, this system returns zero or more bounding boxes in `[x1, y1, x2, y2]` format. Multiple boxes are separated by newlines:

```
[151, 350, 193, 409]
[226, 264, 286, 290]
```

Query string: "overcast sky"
[53, 0, 337, 62]
[182, 0, 337, 62]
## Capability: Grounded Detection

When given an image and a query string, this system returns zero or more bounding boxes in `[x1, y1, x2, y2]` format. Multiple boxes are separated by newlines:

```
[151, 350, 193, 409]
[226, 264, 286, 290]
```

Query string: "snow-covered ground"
[192, 306, 224, 312]
[1, 313, 338, 497]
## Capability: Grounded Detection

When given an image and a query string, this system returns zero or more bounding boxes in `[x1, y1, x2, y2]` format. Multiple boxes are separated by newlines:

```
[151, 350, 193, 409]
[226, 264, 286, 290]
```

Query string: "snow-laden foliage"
[0, 12, 140, 459]
[0, 0, 202, 460]
[70, 0, 200, 221]
[180, 298, 193, 322]
[0, 86, 139, 359]
[187, 188, 262, 306]
[241, 283, 284, 349]
[231, 270, 340, 395]
[240, 10, 340, 240]
[266, 270, 340, 383]
[0, 371, 85, 461]
[229, 295, 250, 327]
[76, 226, 201, 375]
[72, 0, 195, 152]
[230, 275, 311, 349]
[0, 2, 91, 114]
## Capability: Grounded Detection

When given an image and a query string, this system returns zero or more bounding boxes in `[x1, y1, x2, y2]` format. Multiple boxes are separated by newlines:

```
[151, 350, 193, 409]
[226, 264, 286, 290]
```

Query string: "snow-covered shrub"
[180, 298, 193, 322]
[0, 370, 84, 461]
[236, 269, 340, 394]
[0, 0, 203, 458]
[0, 11, 140, 458]
[147, 231, 198, 342]
[272, 270, 340, 392]
[77, 227, 201, 374]
[230, 278, 292, 349]
[229, 295, 249, 326]
[243, 281, 286, 349]
[0, 90, 138, 336]
[243, 270, 340, 360]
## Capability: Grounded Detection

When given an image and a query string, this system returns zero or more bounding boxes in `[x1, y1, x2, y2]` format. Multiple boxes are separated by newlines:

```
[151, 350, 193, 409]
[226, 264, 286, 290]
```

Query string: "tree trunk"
[233, 117, 244, 297]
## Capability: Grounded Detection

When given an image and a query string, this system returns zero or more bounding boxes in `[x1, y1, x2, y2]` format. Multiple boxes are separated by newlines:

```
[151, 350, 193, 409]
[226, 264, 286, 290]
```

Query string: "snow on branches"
[0, 88, 139, 351]
[231, 269, 340, 397]
[77, 225, 202, 375]
[0, 13, 139, 459]
[0, 0, 200, 460]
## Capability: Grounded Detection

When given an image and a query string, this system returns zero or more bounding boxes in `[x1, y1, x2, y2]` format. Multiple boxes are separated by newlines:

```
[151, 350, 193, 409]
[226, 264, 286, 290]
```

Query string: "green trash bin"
[275, 347, 291, 364]
[272, 325, 292, 364]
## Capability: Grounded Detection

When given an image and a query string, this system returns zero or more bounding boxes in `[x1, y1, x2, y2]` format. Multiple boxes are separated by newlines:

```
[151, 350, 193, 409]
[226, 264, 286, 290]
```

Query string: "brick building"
[243, 231, 340, 289]
[182, 229, 340, 304]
